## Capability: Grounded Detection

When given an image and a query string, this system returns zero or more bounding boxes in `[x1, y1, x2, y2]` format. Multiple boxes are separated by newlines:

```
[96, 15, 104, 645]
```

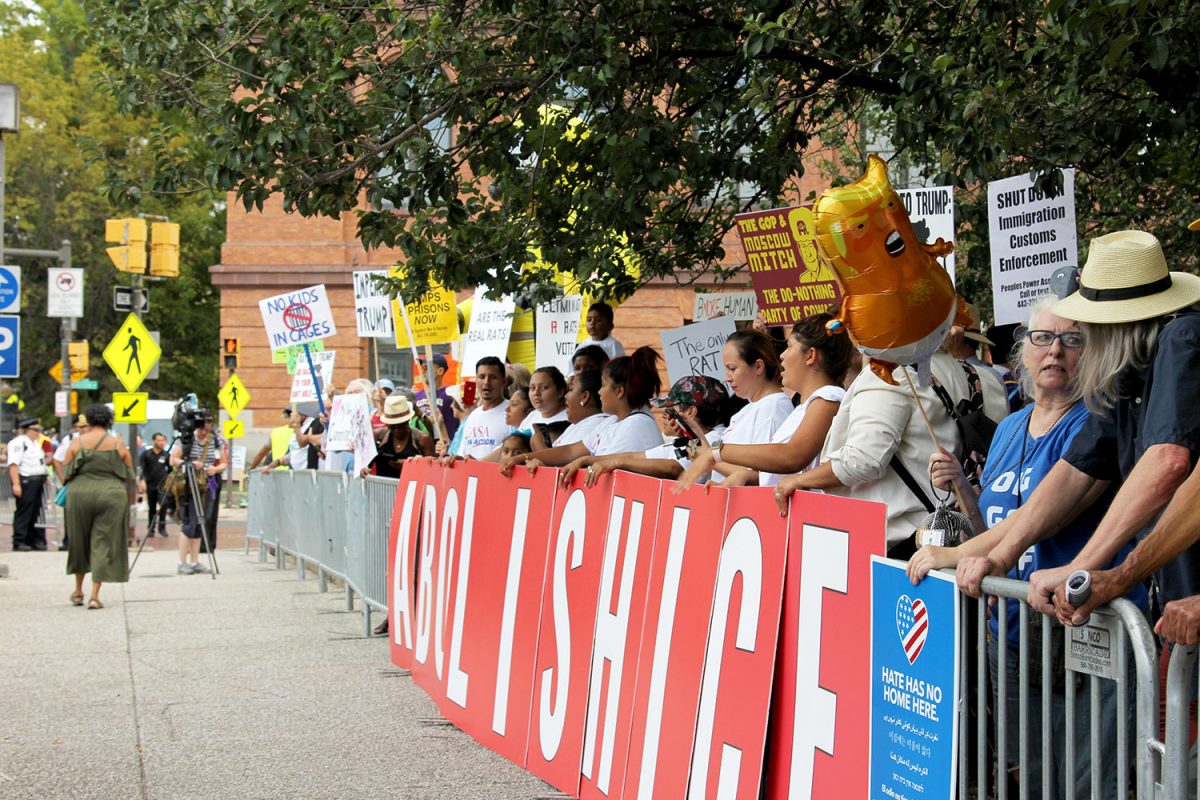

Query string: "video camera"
[172, 394, 209, 446]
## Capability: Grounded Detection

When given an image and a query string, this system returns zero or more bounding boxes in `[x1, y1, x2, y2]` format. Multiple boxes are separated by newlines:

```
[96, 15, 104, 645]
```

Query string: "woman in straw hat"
[366, 394, 433, 479]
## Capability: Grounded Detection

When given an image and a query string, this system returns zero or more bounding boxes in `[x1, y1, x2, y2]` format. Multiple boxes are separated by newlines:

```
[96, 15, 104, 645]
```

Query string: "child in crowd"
[499, 433, 532, 461]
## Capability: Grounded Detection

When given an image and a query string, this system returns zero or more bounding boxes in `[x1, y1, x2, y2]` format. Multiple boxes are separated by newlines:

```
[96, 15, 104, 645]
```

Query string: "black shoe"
[373, 619, 389, 636]
[32, 543, 47, 551]
[14, 544, 32, 552]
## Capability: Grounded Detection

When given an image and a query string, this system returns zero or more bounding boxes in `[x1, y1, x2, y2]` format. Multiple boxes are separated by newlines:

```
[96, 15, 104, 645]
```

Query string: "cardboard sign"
[325, 392, 377, 474]
[393, 270, 459, 347]
[258, 284, 337, 350]
[869, 558, 959, 800]
[733, 207, 842, 326]
[661, 317, 737, 386]
[289, 350, 336, 404]
[897, 186, 956, 284]
[988, 168, 1078, 325]
[692, 291, 759, 322]
[536, 295, 584, 375]
[352, 269, 395, 338]
[460, 291, 516, 372]
[765, 491, 887, 800]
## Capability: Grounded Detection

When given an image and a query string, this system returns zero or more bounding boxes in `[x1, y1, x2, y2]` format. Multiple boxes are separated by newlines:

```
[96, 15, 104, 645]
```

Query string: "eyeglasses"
[1025, 329, 1085, 348]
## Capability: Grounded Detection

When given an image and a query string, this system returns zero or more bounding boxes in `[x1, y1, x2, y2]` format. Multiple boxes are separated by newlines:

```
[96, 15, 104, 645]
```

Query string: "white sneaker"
[190, 562, 211, 574]
[176, 562, 195, 575]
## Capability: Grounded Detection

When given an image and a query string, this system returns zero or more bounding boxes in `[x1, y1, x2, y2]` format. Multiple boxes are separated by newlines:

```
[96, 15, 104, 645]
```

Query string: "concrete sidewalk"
[0, 547, 555, 799]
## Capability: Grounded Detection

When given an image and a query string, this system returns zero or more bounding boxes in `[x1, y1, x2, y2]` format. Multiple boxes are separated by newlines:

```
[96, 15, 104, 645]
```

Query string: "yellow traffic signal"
[149, 222, 180, 277]
[105, 218, 147, 274]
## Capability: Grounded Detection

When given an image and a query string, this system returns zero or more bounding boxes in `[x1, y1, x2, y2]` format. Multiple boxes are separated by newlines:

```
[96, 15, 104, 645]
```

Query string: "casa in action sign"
[733, 206, 842, 326]
[258, 284, 337, 351]
[102, 313, 161, 392]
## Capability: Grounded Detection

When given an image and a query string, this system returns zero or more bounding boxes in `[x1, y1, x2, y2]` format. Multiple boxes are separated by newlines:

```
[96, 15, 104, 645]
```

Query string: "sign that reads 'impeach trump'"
[734, 206, 841, 327]
[259, 284, 337, 350]
[352, 270, 395, 339]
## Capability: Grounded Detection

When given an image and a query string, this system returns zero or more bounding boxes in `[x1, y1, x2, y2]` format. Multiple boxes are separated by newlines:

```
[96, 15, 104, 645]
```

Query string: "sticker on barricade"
[1066, 607, 1120, 681]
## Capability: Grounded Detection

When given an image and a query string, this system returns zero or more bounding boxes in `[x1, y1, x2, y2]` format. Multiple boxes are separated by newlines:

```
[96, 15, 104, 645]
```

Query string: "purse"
[54, 484, 68, 507]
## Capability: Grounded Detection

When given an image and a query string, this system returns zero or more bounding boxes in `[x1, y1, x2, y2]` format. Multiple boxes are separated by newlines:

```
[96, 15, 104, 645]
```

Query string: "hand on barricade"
[957, 555, 1003, 599]
[1027, 564, 1071, 616]
[434, 439, 448, 457]
[438, 454, 460, 468]
[1056, 568, 1121, 626]
[773, 476, 798, 516]
[907, 545, 956, 585]
[1155, 595, 1200, 645]
[583, 461, 616, 488]
[560, 458, 589, 487]
[523, 458, 544, 476]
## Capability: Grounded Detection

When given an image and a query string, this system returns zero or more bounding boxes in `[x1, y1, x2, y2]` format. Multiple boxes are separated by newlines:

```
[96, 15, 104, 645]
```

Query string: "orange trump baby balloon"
[814, 155, 963, 384]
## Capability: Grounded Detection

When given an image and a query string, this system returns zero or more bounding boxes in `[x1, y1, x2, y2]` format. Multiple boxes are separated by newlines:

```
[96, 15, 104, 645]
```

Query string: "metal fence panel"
[361, 476, 397, 612]
[314, 471, 348, 581]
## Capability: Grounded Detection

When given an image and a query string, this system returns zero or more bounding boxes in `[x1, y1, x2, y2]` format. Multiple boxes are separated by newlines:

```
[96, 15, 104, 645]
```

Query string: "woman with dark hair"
[677, 312, 852, 490]
[709, 329, 794, 484]
[520, 366, 568, 430]
[62, 403, 135, 610]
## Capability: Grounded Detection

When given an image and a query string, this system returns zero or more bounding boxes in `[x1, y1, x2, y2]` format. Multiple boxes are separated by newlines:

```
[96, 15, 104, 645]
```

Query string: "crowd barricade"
[1163, 644, 1199, 799]
[245, 461, 1200, 800]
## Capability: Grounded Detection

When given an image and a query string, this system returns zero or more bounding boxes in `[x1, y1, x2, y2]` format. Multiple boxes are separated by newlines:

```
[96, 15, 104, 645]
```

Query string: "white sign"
[0, 265, 21, 314]
[352, 270, 394, 339]
[988, 168, 1077, 325]
[325, 392, 378, 474]
[898, 186, 956, 283]
[536, 295, 584, 375]
[47, 267, 84, 318]
[54, 390, 69, 418]
[289, 350, 336, 404]
[1065, 607, 1120, 681]
[231, 445, 247, 481]
[460, 290, 515, 371]
[258, 284, 337, 350]
[660, 316, 737, 386]
[692, 291, 758, 322]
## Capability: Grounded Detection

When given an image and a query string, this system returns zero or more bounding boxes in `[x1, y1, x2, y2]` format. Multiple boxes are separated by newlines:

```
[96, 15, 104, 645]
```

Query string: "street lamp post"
[0, 83, 20, 265]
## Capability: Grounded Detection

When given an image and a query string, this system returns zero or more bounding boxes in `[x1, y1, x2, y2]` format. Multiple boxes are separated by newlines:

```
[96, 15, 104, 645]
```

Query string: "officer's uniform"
[8, 421, 49, 550]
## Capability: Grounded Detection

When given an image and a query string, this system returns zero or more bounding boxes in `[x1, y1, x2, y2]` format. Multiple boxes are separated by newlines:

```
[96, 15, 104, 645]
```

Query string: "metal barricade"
[1162, 643, 1199, 799]
[361, 476, 398, 632]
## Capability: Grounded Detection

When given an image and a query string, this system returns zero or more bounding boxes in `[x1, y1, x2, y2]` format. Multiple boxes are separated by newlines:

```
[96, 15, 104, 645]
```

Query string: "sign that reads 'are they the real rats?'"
[734, 206, 842, 327]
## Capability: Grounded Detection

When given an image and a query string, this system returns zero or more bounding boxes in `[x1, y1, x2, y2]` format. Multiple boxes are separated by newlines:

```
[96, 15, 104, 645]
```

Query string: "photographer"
[170, 410, 225, 575]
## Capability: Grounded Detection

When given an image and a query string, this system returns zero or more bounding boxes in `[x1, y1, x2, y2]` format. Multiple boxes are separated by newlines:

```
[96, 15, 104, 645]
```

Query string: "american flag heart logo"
[895, 595, 928, 664]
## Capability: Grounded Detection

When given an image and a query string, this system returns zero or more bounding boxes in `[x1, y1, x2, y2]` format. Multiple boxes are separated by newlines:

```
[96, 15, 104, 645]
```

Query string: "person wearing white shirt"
[451, 357, 514, 460]
[8, 418, 50, 551]
[575, 301, 625, 361]
[553, 370, 614, 450]
[519, 367, 569, 448]
[678, 313, 852, 490]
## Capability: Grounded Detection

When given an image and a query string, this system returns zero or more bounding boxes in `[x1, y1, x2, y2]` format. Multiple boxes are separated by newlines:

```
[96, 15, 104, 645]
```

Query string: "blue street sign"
[0, 315, 20, 378]
[0, 266, 21, 314]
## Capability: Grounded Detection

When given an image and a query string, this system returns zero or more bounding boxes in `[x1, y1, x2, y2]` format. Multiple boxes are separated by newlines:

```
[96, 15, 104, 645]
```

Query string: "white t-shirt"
[456, 401, 514, 459]
[724, 392, 795, 445]
[556, 413, 615, 451]
[759, 385, 846, 487]
[519, 407, 569, 431]
[576, 336, 625, 361]
[590, 411, 662, 456]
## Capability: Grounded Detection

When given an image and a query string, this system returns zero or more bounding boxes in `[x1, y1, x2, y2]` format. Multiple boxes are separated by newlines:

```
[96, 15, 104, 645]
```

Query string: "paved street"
[0, 536, 556, 800]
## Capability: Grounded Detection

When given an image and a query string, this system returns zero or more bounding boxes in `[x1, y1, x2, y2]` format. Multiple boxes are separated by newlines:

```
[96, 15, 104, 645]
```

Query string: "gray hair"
[1075, 318, 1160, 412]
[1008, 295, 1083, 403]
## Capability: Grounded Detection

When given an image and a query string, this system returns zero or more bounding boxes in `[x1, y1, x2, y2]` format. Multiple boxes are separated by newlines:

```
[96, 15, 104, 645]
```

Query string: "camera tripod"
[130, 438, 219, 579]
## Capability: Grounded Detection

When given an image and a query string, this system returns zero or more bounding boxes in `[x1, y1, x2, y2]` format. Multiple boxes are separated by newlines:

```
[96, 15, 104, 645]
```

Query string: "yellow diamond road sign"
[102, 313, 161, 392]
[113, 392, 149, 424]
[223, 419, 244, 439]
[218, 373, 250, 418]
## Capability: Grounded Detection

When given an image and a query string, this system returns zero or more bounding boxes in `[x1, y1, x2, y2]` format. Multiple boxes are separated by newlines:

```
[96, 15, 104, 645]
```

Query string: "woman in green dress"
[62, 404, 135, 609]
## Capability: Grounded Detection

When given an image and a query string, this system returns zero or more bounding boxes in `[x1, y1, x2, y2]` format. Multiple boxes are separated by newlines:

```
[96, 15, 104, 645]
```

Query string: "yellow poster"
[392, 268, 459, 347]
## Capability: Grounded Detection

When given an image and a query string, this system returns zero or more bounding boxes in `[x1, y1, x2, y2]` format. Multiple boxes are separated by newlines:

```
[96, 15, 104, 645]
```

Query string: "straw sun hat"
[1053, 230, 1200, 324]
[379, 394, 416, 425]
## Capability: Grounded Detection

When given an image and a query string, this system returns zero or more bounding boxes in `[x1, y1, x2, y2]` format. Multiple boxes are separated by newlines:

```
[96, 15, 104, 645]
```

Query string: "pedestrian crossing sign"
[102, 313, 161, 392]
[218, 373, 249, 418]
[113, 392, 149, 424]
[223, 419, 244, 439]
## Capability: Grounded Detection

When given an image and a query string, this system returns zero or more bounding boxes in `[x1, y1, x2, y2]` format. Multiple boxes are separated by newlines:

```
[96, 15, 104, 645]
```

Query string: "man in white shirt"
[8, 418, 49, 551]
[452, 357, 513, 459]
[575, 301, 625, 360]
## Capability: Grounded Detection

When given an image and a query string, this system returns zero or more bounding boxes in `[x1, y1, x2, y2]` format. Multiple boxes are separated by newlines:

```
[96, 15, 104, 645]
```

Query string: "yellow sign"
[48, 342, 89, 384]
[218, 373, 250, 418]
[223, 419, 244, 439]
[102, 313, 161, 392]
[113, 392, 149, 424]
[392, 267, 459, 347]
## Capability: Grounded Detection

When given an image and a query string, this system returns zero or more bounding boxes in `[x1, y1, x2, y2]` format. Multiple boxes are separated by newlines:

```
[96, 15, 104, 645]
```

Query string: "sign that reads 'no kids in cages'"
[258, 284, 338, 350]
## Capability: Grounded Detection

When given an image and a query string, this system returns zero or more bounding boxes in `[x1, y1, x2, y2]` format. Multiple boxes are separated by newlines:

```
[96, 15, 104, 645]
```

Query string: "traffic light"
[223, 337, 239, 370]
[149, 222, 180, 277]
[105, 218, 147, 274]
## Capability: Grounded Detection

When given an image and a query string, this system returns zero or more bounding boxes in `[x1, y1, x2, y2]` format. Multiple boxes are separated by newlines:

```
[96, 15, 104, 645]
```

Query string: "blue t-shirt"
[981, 401, 1146, 646]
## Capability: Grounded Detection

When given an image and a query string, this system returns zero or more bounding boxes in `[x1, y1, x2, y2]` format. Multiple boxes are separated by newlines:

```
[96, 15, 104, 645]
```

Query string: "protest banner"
[352, 269, 395, 338]
[692, 291, 758, 322]
[325, 392, 377, 474]
[660, 317, 737, 386]
[536, 295, 584, 375]
[289, 350, 335, 404]
[988, 168, 1078, 325]
[393, 269, 459, 347]
[272, 340, 324, 374]
[869, 558, 959, 800]
[733, 206, 842, 326]
[460, 291, 516, 371]
[390, 460, 439, 671]
[258, 284, 337, 350]
[766, 491, 887, 800]
[897, 186, 956, 283]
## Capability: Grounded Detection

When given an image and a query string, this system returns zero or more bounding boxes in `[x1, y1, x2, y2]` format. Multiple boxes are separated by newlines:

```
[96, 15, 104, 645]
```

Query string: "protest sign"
[661, 317, 737, 385]
[325, 392, 377, 473]
[988, 168, 1078, 325]
[692, 291, 758, 322]
[869, 558, 959, 800]
[897, 186, 956, 283]
[460, 291, 516, 371]
[272, 340, 324, 374]
[231, 445, 246, 482]
[734, 206, 842, 326]
[393, 269, 459, 347]
[352, 269, 395, 338]
[258, 284, 337, 350]
[289, 350, 335, 404]
[536, 295, 584, 375]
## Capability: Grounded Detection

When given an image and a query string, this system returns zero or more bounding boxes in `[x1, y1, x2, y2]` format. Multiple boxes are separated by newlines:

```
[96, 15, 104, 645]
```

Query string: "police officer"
[8, 418, 49, 550]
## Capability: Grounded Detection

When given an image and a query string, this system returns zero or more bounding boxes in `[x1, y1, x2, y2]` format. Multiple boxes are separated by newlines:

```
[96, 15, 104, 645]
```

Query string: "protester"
[369, 379, 395, 436]
[446, 356, 513, 459]
[171, 414, 226, 574]
[543, 369, 613, 451]
[138, 433, 172, 537]
[249, 408, 295, 471]
[577, 301, 625, 359]
[505, 363, 531, 395]
[413, 355, 459, 440]
[705, 329, 793, 485]
[908, 296, 1140, 799]
[367, 395, 433, 478]
[521, 366, 568, 431]
[7, 418, 49, 551]
[62, 404, 135, 609]
[940, 308, 1010, 423]
[571, 344, 611, 376]
[325, 378, 374, 474]
[500, 433, 533, 461]
[504, 388, 533, 430]
[677, 313, 851, 490]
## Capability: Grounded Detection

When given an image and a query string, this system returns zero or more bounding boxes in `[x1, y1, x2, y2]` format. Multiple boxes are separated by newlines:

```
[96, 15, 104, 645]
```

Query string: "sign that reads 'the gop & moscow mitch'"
[258, 284, 338, 350]
[988, 168, 1078, 326]
[734, 206, 841, 327]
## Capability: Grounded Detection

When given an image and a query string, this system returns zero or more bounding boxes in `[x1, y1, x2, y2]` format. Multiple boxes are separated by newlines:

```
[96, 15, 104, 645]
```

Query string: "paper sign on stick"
[460, 291, 516, 371]
[692, 291, 758, 322]
[661, 317, 737, 386]
[325, 392, 377, 473]
[393, 269, 459, 347]
[536, 295, 584, 375]
[897, 186, 956, 284]
[289, 350, 335, 403]
[352, 269, 396, 338]
[258, 284, 337, 351]
[734, 206, 842, 326]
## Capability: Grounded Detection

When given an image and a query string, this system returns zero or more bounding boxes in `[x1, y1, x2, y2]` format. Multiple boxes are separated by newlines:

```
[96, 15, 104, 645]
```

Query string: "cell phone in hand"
[462, 378, 477, 407]
[666, 407, 698, 440]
